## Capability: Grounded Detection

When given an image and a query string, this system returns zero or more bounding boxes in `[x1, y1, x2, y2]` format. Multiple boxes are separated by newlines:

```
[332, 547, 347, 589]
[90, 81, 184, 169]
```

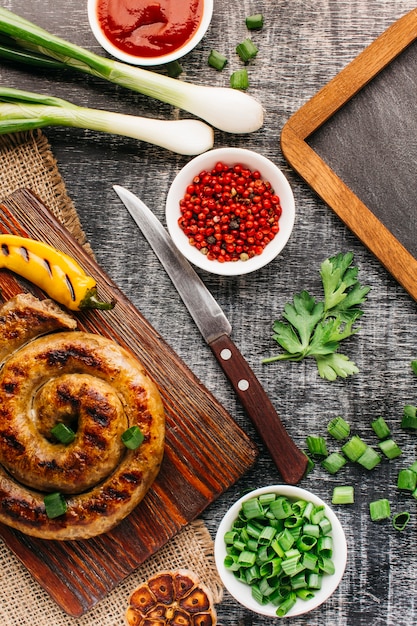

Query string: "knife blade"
[114, 185, 308, 484]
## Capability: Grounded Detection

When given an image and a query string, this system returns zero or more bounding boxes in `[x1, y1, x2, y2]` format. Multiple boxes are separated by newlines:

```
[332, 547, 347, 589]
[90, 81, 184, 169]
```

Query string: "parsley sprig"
[263, 252, 370, 380]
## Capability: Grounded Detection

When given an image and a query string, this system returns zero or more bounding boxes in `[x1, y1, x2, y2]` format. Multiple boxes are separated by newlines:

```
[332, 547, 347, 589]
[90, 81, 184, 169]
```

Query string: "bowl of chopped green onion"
[166, 148, 295, 276]
[214, 485, 347, 618]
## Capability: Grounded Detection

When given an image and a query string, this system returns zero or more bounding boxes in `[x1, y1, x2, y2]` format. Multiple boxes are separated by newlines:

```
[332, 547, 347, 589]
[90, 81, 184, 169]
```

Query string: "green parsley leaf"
[262, 252, 370, 380]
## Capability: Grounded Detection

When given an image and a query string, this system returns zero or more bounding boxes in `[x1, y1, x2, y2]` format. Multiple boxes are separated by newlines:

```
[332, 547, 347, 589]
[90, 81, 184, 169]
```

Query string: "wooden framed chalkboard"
[281, 8, 417, 301]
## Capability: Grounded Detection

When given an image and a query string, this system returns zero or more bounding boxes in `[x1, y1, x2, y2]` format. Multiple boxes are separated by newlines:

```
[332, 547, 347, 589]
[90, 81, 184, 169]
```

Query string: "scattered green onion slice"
[401, 405, 417, 429]
[357, 446, 381, 470]
[306, 435, 328, 458]
[392, 511, 410, 531]
[165, 60, 183, 78]
[223, 493, 336, 617]
[397, 469, 417, 491]
[246, 14, 264, 30]
[378, 439, 402, 459]
[369, 498, 390, 521]
[236, 38, 259, 63]
[208, 49, 228, 71]
[230, 68, 249, 90]
[121, 425, 144, 450]
[411, 360, 417, 376]
[332, 486, 354, 505]
[371, 416, 391, 439]
[327, 416, 350, 440]
[44, 492, 67, 519]
[341, 435, 367, 462]
[51, 422, 75, 444]
[321, 452, 347, 474]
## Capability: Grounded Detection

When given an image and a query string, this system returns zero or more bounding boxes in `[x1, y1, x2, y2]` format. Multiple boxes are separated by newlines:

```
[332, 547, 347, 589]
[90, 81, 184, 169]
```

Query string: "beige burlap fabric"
[0, 130, 223, 625]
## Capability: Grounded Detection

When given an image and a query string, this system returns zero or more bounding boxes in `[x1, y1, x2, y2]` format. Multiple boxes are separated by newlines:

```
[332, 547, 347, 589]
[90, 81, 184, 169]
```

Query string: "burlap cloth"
[0, 130, 223, 625]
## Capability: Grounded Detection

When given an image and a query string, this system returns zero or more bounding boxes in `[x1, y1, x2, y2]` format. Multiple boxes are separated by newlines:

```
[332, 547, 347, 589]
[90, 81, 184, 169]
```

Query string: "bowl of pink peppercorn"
[165, 148, 295, 276]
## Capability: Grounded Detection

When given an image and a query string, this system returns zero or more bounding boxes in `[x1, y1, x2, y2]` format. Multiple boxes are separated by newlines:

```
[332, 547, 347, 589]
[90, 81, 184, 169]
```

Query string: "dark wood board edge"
[0, 189, 259, 616]
[280, 8, 417, 301]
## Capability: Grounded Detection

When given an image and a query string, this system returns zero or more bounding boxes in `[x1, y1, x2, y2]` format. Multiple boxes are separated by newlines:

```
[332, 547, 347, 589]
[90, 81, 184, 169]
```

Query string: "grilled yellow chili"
[0, 234, 114, 311]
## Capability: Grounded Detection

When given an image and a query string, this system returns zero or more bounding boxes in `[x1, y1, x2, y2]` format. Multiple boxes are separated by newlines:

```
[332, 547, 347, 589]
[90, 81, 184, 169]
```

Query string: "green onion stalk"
[0, 86, 214, 155]
[0, 8, 264, 134]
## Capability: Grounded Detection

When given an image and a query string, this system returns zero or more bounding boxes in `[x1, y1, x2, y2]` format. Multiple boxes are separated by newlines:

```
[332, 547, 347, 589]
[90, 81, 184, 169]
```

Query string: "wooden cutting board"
[0, 189, 258, 617]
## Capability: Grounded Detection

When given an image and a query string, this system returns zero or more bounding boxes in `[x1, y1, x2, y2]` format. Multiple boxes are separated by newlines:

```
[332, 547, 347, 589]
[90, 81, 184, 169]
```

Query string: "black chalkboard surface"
[281, 8, 417, 301]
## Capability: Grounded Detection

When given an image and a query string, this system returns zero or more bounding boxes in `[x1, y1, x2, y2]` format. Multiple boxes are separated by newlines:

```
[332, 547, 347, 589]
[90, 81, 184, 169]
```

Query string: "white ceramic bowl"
[165, 148, 295, 276]
[214, 485, 347, 618]
[87, 0, 213, 66]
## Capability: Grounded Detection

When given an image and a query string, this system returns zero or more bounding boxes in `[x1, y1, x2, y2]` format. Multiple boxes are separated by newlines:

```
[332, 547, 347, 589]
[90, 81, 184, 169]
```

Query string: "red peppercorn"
[177, 162, 283, 263]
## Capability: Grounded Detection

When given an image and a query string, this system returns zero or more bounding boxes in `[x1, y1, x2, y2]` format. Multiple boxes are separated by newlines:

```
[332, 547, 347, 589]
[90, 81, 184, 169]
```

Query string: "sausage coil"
[0, 294, 165, 540]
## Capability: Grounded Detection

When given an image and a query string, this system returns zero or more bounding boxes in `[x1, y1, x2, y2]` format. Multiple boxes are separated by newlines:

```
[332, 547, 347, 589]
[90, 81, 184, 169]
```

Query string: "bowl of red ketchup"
[88, 0, 214, 66]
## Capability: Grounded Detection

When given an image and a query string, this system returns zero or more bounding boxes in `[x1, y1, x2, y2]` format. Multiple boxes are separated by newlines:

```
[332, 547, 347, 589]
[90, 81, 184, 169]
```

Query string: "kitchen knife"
[113, 185, 308, 484]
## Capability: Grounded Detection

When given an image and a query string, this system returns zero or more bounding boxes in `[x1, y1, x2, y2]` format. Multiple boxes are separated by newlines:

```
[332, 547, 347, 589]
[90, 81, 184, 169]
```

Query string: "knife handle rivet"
[238, 379, 250, 391]
[220, 348, 232, 361]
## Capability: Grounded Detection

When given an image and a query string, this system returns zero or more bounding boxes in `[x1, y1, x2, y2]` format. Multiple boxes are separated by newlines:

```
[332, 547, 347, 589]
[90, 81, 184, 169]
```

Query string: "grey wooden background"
[1, 1, 417, 624]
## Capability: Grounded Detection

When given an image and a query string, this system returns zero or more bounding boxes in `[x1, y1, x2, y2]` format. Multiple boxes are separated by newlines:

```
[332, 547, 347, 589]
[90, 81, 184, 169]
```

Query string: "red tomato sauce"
[96, 0, 204, 59]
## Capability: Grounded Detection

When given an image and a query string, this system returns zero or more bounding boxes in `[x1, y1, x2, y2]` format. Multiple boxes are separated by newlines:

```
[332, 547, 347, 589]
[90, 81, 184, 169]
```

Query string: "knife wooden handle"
[209, 334, 308, 484]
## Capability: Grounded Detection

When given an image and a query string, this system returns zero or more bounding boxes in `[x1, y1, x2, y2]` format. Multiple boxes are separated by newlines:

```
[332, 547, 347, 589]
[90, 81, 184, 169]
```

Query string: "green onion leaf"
[165, 60, 183, 78]
[51, 422, 75, 444]
[121, 425, 144, 450]
[369, 498, 391, 521]
[44, 492, 67, 519]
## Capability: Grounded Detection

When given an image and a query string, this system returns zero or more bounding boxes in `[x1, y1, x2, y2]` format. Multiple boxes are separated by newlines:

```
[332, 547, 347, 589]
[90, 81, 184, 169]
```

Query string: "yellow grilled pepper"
[0, 234, 114, 311]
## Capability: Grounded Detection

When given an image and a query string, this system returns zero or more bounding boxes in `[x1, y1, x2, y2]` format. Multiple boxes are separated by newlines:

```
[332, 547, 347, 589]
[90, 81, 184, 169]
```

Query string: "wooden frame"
[281, 8, 417, 300]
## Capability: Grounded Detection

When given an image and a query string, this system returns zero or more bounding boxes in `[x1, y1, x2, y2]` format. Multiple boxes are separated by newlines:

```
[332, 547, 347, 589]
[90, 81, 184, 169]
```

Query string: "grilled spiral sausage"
[0, 295, 165, 540]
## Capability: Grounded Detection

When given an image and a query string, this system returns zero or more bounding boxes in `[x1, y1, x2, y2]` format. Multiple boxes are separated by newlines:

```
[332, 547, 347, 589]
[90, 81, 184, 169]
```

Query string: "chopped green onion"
[327, 416, 350, 440]
[341, 435, 367, 462]
[223, 493, 336, 617]
[369, 498, 391, 521]
[246, 14, 264, 30]
[371, 416, 391, 439]
[0, 86, 214, 156]
[236, 38, 259, 63]
[409, 460, 417, 473]
[378, 439, 402, 459]
[392, 511, 410, 531]
[401, 405, 417, 429]
[357, 446, 381, 470]
[121, 425, 144, 450]
[306, 435, 328, 458]
[411, 360, 417, 376]
[397, 469, 417, 491]
[332, 486, 354, 504]
[51, 422, 75, 444]
[208, 49, 228, 71]
[44, 492, 67, 519]
[230, 68, 249, 90]
[321, 452, 347, 474]
[0, 8, 264, 134]
[165, 60, 183, 78]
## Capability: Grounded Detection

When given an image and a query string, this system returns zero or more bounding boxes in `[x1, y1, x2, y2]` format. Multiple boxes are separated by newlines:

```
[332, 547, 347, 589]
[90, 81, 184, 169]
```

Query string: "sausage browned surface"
[0, 295, 165, 540]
